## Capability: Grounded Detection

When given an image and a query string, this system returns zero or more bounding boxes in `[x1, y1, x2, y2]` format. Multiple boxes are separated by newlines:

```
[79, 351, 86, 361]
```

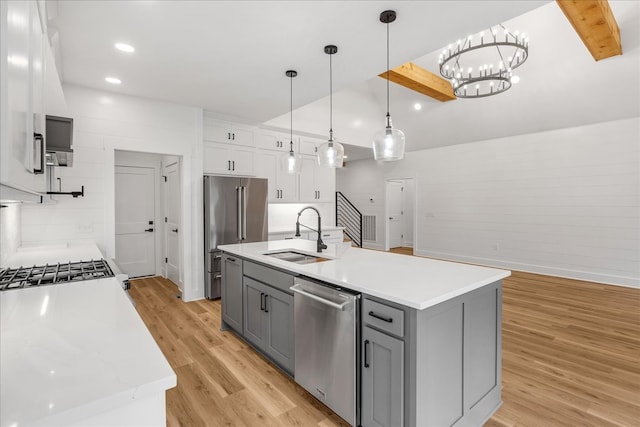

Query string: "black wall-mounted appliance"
[45, 115, 74, 167]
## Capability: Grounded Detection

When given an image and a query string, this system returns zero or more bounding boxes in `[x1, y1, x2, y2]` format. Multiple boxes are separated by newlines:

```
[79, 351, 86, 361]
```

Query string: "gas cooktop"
[0, 259, 115, 291]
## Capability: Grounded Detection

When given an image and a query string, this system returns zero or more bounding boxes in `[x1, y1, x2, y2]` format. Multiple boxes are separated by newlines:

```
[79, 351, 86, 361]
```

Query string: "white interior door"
[387, 180, 404, 249]
[164, 160, 181, 290]
[115, 166, 156, 277]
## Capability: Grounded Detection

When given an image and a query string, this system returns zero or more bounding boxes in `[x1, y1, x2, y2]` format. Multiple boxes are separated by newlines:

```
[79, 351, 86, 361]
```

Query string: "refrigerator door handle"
[242, 186, 248, 240]
[236, 186, 242, 241]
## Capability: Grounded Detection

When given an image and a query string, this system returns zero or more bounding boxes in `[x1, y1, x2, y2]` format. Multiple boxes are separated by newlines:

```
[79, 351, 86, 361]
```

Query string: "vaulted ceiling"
[50, 1, 639, 159]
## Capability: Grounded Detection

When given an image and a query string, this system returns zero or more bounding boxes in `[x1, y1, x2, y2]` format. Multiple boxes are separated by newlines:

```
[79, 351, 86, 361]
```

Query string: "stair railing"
[335, 191, 363, 247]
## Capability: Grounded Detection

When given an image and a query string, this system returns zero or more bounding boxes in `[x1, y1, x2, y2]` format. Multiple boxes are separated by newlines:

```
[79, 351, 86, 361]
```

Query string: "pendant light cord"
[329, 50, 333, 139]
[290, 73, 294, 152]
[386, 18, 391, 127]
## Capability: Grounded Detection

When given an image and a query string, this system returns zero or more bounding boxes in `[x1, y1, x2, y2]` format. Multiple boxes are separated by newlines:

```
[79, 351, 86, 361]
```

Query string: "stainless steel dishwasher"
[290, 277, 360, 426]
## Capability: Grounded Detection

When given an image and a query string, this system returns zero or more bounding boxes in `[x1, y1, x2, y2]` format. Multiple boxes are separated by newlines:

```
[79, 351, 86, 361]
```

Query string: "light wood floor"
[130, 258, 640, 426]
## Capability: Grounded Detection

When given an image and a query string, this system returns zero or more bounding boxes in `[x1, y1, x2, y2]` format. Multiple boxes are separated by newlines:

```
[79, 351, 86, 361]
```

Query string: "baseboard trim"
[413, 250, 640, 289]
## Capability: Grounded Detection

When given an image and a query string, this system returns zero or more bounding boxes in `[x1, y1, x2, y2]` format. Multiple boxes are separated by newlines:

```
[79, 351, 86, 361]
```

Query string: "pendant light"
[317, 45, 344, 168]
[373, 10, 405, 161]
[280, 70, 302, 174]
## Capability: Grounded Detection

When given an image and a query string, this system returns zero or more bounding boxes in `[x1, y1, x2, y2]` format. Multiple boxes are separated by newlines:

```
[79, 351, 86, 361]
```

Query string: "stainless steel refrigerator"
[204, 176, 268, 299]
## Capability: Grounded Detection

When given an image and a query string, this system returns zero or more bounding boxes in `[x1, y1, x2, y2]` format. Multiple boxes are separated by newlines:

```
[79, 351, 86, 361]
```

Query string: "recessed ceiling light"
[414, 103, 422, 111]
[114, 42, 135, 53]
[105, 76, 121, 85]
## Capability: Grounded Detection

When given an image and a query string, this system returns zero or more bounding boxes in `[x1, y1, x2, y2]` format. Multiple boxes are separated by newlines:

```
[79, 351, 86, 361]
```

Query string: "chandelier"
[438, 25, 529, 98]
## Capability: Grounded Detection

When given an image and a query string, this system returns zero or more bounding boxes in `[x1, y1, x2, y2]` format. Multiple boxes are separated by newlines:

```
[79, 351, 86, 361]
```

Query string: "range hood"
[45, 115, 74, 167]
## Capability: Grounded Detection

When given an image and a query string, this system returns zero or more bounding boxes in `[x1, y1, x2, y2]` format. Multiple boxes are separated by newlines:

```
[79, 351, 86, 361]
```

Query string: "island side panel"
[412, 280, 502, 427]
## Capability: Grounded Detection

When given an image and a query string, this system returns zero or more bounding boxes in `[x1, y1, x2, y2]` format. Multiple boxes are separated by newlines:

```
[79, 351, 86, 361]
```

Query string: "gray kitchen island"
[218, 239, 510, 427]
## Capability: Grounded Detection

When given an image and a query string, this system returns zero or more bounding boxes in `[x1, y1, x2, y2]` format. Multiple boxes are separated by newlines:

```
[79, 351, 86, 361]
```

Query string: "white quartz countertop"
[0, 278, 176, 427]
[218, 240, 510, 310]
[2, 243, 104, 269]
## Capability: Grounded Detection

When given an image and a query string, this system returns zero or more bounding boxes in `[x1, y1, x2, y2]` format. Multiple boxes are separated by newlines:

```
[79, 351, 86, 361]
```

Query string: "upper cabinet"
[203, 142, 255, 176]
[255, 129, 298, 153]
[201, 116, 335, 202]
[203, 118, 255, 147]
[300, 155, 334, 202]
[1, 0, 47, 200]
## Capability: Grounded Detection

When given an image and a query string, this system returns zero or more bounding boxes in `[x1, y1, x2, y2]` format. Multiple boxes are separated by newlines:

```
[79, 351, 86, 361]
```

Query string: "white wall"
[337, 117, 640, 288]
[21, 85, 204, 301]
[0, 204, 21, 266]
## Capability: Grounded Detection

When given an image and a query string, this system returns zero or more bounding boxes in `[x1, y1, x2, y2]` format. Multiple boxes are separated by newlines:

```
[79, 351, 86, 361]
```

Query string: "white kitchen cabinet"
[299, 136, 323, 156]
[300, 155, 334, 202]
[255, 129, 298, 153]
[254, 150, 298, 202]
[268, 231, 309, 241]
[0, 0, 47, 199]
[203, 119, 254, 147]
[203, 142, 254, 176]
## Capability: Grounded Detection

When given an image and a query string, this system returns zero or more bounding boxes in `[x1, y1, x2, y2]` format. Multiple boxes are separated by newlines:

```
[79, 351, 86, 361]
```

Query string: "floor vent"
[363, 215, 376, 241]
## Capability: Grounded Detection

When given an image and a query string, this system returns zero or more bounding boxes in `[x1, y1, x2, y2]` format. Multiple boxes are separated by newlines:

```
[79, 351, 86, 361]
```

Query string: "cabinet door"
[299, 137, 320, 155]
[221, 255, 243, 332]
[229, 125, 254, 147]
[315, 162, 333, 202]
[255, 151, 278, 201]
[243, 277, 266, 349]
[264, 286, 294, 373]
[0, 0, 45, 194]
[204, 142, 232, 174]
[278, 163, 298, 202]
[203, 121, 231, 144]
[362, 326, 404, 427]
[299, 156, 317, 201]
[230, 146, 254, 176]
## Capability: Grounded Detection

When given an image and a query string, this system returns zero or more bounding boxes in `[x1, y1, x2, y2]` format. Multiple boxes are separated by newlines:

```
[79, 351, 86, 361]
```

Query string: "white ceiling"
[50, 1, 639, 160]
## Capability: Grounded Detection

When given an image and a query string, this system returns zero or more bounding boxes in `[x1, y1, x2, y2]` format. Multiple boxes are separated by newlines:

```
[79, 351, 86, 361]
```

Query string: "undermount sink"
[263, 251, 330, 265]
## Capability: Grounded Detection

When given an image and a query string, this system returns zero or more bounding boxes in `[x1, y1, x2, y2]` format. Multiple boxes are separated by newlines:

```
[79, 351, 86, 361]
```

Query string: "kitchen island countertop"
[0, 278, 176, 427]
[218, 239, 510, 310]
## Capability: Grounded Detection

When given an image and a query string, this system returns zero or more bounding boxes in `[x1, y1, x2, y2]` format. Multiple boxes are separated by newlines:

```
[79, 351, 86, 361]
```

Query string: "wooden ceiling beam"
[556, 0, 622, 61]
[379, 62, 456, 102]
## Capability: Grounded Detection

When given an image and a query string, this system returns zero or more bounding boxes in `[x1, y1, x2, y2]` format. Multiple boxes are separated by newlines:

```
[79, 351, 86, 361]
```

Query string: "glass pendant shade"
[317, 140, 344, 168]
[373, 121, 405, 161]
[280, 145, 303, 174]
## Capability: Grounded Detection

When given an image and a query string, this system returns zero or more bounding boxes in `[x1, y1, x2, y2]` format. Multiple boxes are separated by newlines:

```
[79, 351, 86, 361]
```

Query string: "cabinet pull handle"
[232, 160, 235, 171]
[369, 311, 393, 323]
[228, 160, 231, 170]
[33, 133, 45, 174]
[364, 340, 370, 368]
[264, 294, 269, 312]
[232, 133, 235, 140]
[260, 292, 265, 311]
[228, 132, 231, 140]
[227, 257, 236, 262]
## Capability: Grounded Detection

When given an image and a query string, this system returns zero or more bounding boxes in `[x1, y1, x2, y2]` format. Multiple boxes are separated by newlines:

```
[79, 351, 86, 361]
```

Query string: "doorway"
[115, 166, 156, 277]
[385, 178, 415, 251]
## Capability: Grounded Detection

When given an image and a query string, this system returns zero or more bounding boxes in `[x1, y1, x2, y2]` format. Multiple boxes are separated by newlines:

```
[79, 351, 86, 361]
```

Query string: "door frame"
[114, 151, 165, 276]
[384, 177, 416, 252]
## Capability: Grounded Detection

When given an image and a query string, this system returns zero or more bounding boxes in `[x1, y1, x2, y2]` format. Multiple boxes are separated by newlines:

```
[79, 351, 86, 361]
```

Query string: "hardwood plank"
[129, 273, 640, 426]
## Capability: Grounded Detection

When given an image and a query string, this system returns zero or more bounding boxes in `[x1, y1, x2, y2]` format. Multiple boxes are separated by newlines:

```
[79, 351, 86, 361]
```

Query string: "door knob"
[172, 228, 179, 233]
[145, 228, 154, 232]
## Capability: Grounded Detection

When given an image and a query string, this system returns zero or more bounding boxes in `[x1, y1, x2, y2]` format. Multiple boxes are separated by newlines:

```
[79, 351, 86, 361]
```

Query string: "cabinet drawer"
[363, 298, 404, 338]
[243, 261, 295, 295]
[320, 229, 343, 244]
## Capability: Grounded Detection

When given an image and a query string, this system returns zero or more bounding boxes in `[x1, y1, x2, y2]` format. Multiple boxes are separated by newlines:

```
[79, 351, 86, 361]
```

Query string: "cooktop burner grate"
[0, 259, 115, 291]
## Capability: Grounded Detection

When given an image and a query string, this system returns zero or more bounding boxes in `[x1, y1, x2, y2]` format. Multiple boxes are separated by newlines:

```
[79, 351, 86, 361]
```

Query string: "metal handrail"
[335, 191, 363, 247]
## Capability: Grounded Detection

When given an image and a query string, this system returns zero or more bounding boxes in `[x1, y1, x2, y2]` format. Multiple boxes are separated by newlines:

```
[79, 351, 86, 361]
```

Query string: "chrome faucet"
[295, 206, 328, 253]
